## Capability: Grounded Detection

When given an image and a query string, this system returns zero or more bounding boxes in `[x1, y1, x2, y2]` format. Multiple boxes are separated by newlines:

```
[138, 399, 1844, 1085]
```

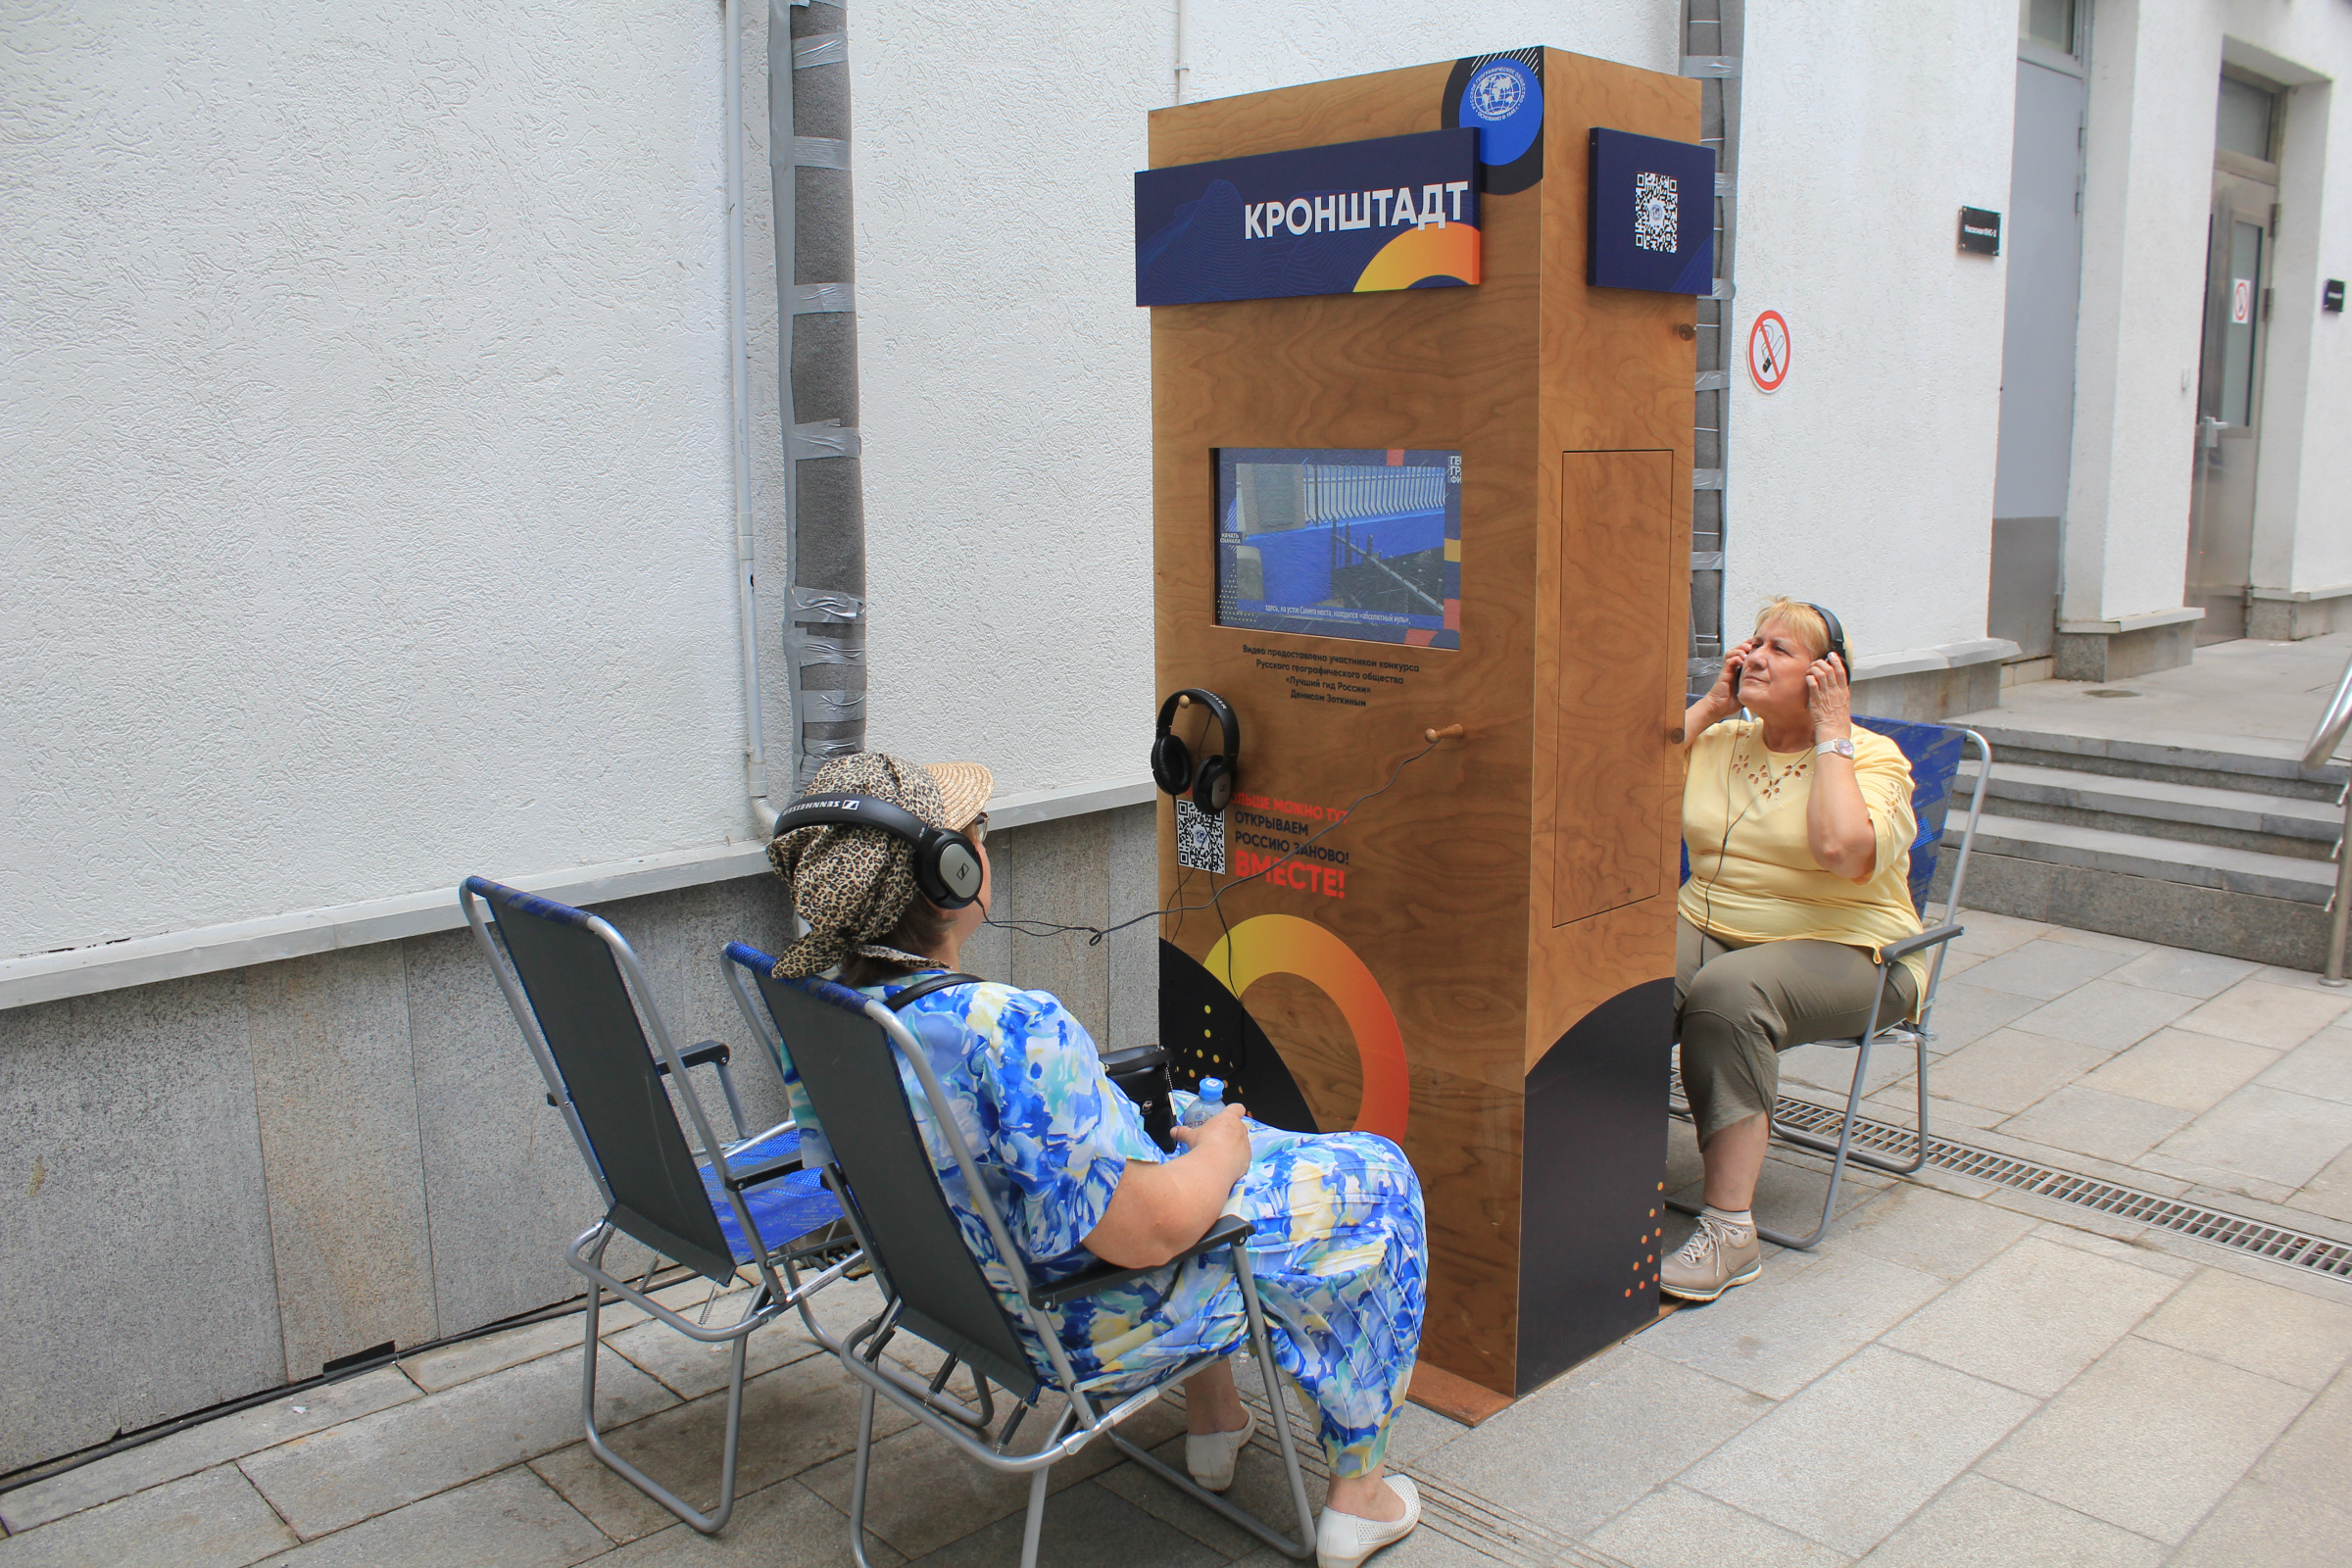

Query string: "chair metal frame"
[1671, 724, 1994, 1249]
[461, 877, 858, 1535]
[724, 947, 1318, 1568]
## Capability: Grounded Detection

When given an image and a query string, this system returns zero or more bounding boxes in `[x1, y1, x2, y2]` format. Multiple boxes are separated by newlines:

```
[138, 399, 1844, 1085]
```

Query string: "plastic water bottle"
[1182, 1077, 1227, 1128]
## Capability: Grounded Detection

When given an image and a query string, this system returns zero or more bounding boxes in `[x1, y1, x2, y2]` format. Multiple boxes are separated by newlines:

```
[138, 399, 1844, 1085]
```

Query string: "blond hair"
[1753, 597, 1831, 660]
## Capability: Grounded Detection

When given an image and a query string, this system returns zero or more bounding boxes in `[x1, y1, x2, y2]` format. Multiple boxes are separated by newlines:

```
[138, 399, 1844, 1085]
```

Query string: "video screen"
[1214, 448, 1461, 650]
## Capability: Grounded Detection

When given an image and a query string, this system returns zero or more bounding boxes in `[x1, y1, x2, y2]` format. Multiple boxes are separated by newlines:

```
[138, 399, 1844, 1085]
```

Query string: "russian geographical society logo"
[1467, 63, 1526, 122]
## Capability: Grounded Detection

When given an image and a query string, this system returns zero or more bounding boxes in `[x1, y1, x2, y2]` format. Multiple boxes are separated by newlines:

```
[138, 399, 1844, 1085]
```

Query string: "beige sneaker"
[1660, 1212, 1761, 1301]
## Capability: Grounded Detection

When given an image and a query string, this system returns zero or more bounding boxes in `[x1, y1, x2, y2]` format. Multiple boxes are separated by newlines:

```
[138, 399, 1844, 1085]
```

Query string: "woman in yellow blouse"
[1664, 597, 1922, 1300]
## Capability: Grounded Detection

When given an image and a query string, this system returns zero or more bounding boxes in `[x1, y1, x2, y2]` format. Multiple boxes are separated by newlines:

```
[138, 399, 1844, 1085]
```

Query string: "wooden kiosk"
[1145, 50, 1700, 1397]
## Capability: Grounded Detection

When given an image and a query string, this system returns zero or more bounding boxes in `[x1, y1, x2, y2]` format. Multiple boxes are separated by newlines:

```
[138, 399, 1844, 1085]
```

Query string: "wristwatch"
[1815, 738, 1855, 760]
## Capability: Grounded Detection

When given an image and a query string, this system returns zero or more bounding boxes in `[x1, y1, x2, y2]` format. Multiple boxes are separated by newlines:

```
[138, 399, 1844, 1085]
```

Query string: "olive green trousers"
[1675, 917, 1919, 1145]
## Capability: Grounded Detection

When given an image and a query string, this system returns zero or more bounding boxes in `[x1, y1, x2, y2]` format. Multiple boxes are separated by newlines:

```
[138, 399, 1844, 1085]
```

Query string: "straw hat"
[920, 760, 995, 831]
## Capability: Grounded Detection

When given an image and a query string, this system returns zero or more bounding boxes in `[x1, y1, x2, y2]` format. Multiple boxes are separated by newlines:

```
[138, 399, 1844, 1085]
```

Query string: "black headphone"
[1152, 689, 1241, 815]
[1806, 603, 1850, 673]
[771, 795, 986, 908]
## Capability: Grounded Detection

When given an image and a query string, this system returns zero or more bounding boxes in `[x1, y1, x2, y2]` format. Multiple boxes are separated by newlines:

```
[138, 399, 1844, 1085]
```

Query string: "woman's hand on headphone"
[1805, 651, 1852, 739]
[1707, 638, 1758, 710]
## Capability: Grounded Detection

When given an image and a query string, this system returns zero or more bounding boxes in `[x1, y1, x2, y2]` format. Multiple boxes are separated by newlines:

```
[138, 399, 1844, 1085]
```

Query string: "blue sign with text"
[1135, 128, 1483, 307]
[1587, 127, 1715, 295]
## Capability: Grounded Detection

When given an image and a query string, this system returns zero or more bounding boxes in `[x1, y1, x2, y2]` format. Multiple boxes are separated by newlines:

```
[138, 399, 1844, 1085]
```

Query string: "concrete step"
[1960, 760, 2341, 862]
[1940, 812, 2333, 969]
[1970, 722, 2346, 803]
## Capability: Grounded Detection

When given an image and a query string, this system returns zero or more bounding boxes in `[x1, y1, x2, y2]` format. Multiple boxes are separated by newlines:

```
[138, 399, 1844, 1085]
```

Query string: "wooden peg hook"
[1425, 723, 1465, 743]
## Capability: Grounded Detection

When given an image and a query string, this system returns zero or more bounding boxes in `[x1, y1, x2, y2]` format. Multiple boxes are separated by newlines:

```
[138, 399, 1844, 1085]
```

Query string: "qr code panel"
[1175, 800, 1227, 874]
[1634, 171, 1678, 254]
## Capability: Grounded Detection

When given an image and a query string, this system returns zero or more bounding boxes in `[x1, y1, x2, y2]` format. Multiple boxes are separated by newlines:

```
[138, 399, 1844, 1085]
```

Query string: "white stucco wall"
[2065, 0, 2352, 622]
[855, 1, 1679, 786]
[1722, 1, 2017, 660]
[2, 2, 754, 958]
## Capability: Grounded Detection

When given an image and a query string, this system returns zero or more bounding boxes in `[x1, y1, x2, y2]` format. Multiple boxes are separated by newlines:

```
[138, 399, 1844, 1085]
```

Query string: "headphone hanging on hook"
[770, 795, 987, 908]
[1152, 689, 1242, 815]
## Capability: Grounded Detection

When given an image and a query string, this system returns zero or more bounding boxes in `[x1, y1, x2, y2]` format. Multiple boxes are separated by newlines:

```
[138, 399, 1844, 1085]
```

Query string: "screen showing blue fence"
[1215, 448, 1461, 650]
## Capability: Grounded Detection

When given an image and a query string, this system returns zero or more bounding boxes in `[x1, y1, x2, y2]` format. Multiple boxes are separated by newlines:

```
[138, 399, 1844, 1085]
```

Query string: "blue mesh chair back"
[475, 881, 742, 1284]
[1853, 715, 1968, 916]
[729, 949, 1042, 1399]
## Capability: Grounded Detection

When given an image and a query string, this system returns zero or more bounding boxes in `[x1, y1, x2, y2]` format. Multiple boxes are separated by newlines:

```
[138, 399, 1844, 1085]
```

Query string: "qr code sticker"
[1175, 799, 1227, 874]
[1634, 171, 1678, 253]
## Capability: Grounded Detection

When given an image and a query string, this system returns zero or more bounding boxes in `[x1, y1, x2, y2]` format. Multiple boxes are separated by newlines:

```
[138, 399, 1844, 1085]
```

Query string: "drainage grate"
[1674, 1074, 2352, 1280]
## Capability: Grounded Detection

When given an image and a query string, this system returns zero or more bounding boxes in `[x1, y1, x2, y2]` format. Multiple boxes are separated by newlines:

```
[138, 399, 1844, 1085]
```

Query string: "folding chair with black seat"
[1672, 717, 1994, 1248]
[460, 877, 858, 1534]
[722, 943, 1318, 1568]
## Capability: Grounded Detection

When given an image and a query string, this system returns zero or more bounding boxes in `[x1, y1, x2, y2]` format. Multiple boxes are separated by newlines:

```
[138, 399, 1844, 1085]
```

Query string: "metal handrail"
[2302, 650, 2352, 770]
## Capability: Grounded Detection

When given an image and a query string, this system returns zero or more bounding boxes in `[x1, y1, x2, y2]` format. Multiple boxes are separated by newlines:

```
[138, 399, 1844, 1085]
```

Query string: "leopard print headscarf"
[764, 753, 952, 979]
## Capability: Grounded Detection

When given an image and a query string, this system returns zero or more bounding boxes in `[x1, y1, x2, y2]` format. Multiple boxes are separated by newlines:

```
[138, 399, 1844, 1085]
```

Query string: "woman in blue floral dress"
[764, 753, 1427, 1568]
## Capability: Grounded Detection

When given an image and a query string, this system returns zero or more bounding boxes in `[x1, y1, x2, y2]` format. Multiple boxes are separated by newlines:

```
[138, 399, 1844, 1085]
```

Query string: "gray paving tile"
[2005, 980, 2195, 1052]
[1780, 1042, 1913, 1102]
[2255, 1026, 2352, 1104]
[1923, 1029, 2110, 1116]
[1812, 1184, 2037, 1281]
[2164, 1476, 2352, 1568]
[1880, 1235, 2180, 1396]
[2105, 946, 2261, 1000]
[238, 1343, 676, 1539]
[1587, 1484, 1847, 1568]
[1977, 1337, 2310, 1544]
[2154, 1084, 2352, 1188]
[2076, 1027, 2279, 1114]
[1912, 982, 2041, 1053]
[1092, 1434, 1263, 1559]
[2132, 1267, 2352, 1391]
[2252, 1365, 2352, 1496]
[1681, 1346, 2035, 1556]
[1639, 1248, 1945, 1400]
[2022, 1223, 2200, 1280]
[251, 1466, 608, 1567]
[1944, 913, 2052, 960]
[2131, 1149, 2300, 1207]
[1416, 1346, 1770, 1538]
[599, 1477, 906, 1566]
[0, 1368, 419, 1532]
[2285, 1141, 2352, 1223]
[2172, 979, 2351, 1050]
[607, 1298, 826, 1401]
[0, 1465, 296, 1568]
[2039, 927, 2155, 957]
[794, 1396, 1160, 1558]
[1956, 940, 2132, 1002]
[1992, 1084, 2193, 1166]
[533, 1351, 923, 1543]
[1848, 1473, 2162, 1567]
[402, 1313, 594, 1394]
[906, 1479, 1230, 1568]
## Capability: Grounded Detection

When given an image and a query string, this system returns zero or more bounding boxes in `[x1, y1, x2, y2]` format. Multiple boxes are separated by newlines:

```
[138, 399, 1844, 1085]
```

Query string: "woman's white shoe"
[1315, 1476, 1421, 1568]
[1184, 1405, 1255, 1493]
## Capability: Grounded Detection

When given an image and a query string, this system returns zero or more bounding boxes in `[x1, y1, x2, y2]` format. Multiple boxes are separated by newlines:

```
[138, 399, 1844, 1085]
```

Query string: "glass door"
[2186, 76, 2279, 644]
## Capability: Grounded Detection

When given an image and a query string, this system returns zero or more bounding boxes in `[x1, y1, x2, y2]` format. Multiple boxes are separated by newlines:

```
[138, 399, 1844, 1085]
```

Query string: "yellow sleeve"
[1853, 735, 1917, 878]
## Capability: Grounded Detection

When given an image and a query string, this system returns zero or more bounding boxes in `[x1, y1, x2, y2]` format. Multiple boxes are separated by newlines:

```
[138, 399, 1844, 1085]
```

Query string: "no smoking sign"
[1747, 310, 1790, 393]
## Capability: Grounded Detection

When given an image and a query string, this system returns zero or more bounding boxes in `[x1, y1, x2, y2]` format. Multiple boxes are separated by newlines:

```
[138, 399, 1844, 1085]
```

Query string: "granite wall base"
[0, 804, 1156, 1475]
[2053, 619, 2198, 682]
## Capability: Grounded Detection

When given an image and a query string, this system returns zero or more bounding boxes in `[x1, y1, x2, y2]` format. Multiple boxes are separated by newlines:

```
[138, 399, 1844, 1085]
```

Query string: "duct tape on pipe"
[792, 281, 855, 314]
[788, 421, 862, 461]
[793, 31, 845, 69]
[790, 587, 863, 623]
[793, 136, 850, 170]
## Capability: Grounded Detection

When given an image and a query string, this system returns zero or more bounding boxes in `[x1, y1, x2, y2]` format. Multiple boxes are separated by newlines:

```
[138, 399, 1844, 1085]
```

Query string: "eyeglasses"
[963, 813, 988, 846]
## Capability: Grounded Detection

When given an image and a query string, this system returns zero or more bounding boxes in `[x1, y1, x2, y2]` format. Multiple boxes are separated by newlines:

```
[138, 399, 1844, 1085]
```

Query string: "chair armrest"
[724, 1151, 806, 1189]
[1029, 1213, 1256, 1308]
[1880, 923, 1964, 964]
[657, 1040, 732, 1078]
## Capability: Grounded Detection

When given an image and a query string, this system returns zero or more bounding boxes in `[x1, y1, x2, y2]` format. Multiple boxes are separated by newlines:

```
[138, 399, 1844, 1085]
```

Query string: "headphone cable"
[985, 733, 1444, 947]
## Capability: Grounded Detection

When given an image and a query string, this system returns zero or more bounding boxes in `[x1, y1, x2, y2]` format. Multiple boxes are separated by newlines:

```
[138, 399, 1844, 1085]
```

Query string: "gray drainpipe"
[770, 0, 866, 795]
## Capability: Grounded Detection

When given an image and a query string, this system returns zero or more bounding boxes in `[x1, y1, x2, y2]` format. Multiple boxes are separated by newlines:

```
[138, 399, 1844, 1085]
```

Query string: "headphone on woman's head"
[1152, 688, 1241, 815]
[1805, 603, 1849, 672]
[771, 795, 987, 908]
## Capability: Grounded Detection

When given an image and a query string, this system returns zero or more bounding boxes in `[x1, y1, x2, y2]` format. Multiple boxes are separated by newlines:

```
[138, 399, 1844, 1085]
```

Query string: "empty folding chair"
[723, 943, 1318, 1568]
[1671, 718, 1992, 1248]
[461, 877, 856, 1534]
